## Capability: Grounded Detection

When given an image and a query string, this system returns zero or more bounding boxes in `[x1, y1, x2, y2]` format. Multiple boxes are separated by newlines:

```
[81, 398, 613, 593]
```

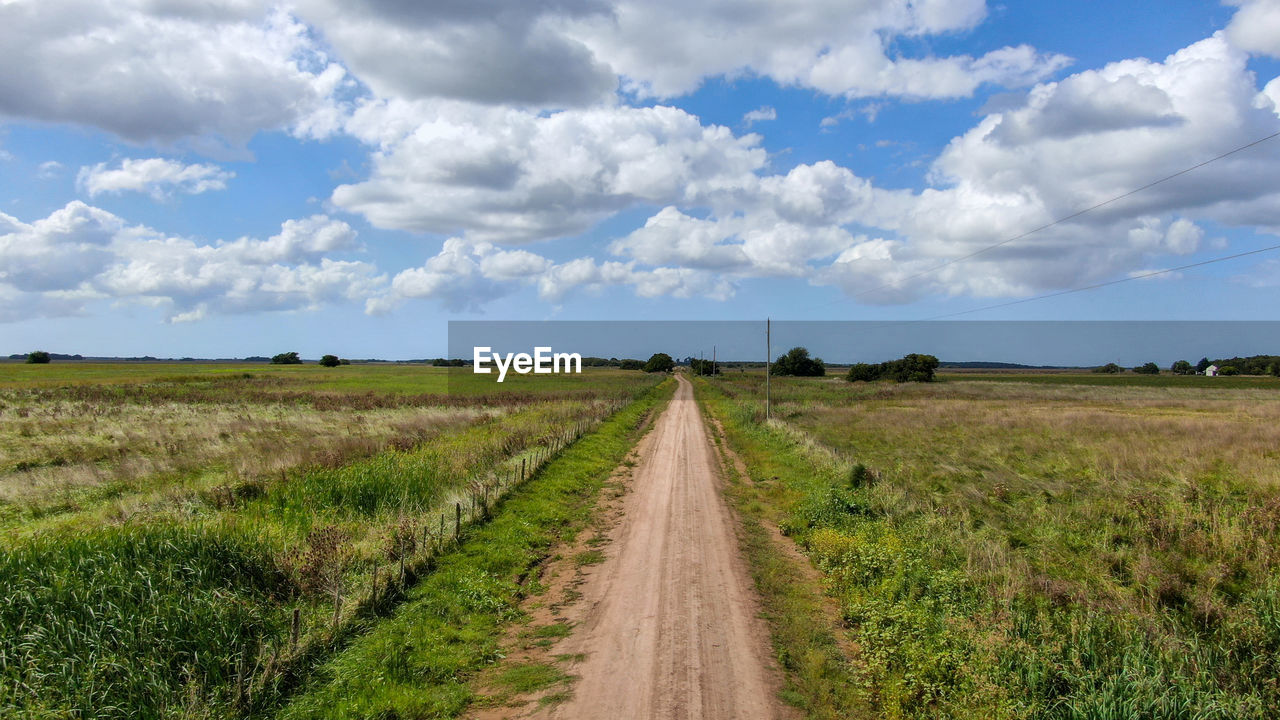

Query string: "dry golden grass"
[0, 393, 490, 512]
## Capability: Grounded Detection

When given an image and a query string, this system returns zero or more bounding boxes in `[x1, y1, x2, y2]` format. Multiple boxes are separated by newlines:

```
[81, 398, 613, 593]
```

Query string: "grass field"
[697, 371, 1280, 719]
[0, 363, 663, 718]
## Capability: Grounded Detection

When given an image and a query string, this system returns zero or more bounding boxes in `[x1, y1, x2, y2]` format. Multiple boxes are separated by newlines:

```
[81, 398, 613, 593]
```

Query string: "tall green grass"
[0, 366, 662, 718]
[271, 379, 674, 718]
[696, 374, 1280, 719]
[0, 523, 287, 717]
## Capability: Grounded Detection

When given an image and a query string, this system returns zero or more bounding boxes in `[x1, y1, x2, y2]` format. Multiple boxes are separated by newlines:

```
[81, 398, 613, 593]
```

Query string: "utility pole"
[765, 318, 771, 422]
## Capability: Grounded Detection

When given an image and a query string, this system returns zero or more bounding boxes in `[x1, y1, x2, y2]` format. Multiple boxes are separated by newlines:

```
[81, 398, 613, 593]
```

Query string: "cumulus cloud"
[0, 203, 381, 322]
[331, 104, 766, 242]
[559, 0, 1067, 99]
[77, 158, 235, 199]
[1224, 0, 1280, 57]
[295, 0, 616, 108]
[368, 236, 733, 313]
[0, 1, 344, 146]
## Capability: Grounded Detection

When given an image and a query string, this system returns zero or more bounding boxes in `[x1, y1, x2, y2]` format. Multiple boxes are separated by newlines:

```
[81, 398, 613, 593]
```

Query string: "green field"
[0, 363, 663, 718]
[697, 371, 1280, 719]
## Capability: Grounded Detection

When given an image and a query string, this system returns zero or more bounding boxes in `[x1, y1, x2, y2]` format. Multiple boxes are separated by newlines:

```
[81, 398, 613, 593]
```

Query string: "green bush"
[772, 347, 826, 377]
[271, 351, 302, 365]
[846, 354, 938, 383]
[847, 362, 880, 382]
[319, 354, 341, 367]
[25, 350, 51, 364]
[642, 353, 674, 373]
[1133, 362, 1160, 375]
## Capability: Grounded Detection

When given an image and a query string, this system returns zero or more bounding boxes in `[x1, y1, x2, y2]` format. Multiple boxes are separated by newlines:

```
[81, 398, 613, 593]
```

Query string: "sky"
[2, 0, 1280, 360]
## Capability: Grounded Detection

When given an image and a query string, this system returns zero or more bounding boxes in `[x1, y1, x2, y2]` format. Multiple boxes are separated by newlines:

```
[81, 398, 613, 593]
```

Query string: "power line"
[836, 129, 1280, 305]
[924, 241, 1280, 320]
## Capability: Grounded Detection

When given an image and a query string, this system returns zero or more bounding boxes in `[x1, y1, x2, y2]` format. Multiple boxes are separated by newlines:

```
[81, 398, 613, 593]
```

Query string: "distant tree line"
[846, 353, 939, 383]
[1086, 355, 1280, 376]
[1196, 355, 1280, 376]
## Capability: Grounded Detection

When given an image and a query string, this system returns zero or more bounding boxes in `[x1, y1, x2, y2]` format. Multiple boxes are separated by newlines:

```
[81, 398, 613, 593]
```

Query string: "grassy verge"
[693, 377, 872, 719]
[270, 378, 674, 718]
[0, 366, 661, 719]
[696, 374, 1280, 719]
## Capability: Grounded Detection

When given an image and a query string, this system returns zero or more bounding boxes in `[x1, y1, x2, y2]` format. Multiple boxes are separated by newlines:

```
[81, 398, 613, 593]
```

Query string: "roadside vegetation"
[697, 371, 1280, 719]
[0, 363, 662, 718]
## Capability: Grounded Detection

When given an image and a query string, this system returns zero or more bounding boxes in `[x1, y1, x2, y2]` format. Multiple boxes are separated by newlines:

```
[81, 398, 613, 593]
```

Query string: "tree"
[1170, 360, 1194, 375]
[844, 354, 938, 383]
[887, 353, 939, 382]
[271, 351, 302, 365]
[642, 353, 675, 373]
[619, 358, 645, 370]
[1219, 365, 1240, 376]
[1093, 363, 1123, 374]
[25, 350, 51, 364]
[1133, 362, 1160, 375]
[846, 362, 880, 382]
[1196, 357, 1211, 374]
[319, 354, 341, 367]
[772, 347, 826, 377]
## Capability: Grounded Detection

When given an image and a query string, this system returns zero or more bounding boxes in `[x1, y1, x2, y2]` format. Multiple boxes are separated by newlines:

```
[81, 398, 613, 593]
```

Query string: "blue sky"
[2, 0, 1279, 359]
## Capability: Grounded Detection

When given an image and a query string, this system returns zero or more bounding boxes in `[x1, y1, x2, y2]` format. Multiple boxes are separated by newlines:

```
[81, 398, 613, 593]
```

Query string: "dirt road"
[537, 374, 784, 719]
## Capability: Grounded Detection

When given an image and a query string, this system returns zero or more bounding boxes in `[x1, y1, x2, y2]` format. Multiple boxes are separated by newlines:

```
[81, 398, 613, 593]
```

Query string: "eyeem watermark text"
[473, 346, 582, 382]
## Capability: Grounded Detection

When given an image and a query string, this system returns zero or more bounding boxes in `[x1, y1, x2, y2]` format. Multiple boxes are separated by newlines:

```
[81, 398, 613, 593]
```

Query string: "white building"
[1205, 364, 1219, 377]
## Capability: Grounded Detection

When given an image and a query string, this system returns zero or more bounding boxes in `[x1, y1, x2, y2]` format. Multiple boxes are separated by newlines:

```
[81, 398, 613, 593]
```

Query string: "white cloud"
[559, 0, 1067, 99]
[742, 106, 776, 126]
[294, 0, 616, 108]
[0, 202, 381, 322]
[1224, 0, 1280, 57]
[37, 161, 63, 179]
[77, 158, 235, 199]
[0, 201, 121, 292]
[368, 236, 734, 313]
[0, 2, 343, 146]
[331, 104, 766, 242]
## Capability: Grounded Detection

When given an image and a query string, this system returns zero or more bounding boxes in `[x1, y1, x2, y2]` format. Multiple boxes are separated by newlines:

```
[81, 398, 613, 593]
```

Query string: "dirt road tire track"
[530, 373, 786, 719]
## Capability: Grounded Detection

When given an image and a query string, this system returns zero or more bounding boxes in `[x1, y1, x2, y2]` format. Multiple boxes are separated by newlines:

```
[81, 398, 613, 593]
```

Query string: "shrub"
[25, 350, 51, 364]
[271, 351, 302, 365]
[1133, 362, 1160, 375]
[1170, 360, 1194, 375]
[319, 354, 341, 367]
[845, 354, 938, 383]
[847, 362, 881, 382]
[887, 354, 939, 382]
[643, 353, 675, 373]
[1093, 362, 1123, 374]
[772, 347, 826, 377]
[1219, 365, 1240, 376]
